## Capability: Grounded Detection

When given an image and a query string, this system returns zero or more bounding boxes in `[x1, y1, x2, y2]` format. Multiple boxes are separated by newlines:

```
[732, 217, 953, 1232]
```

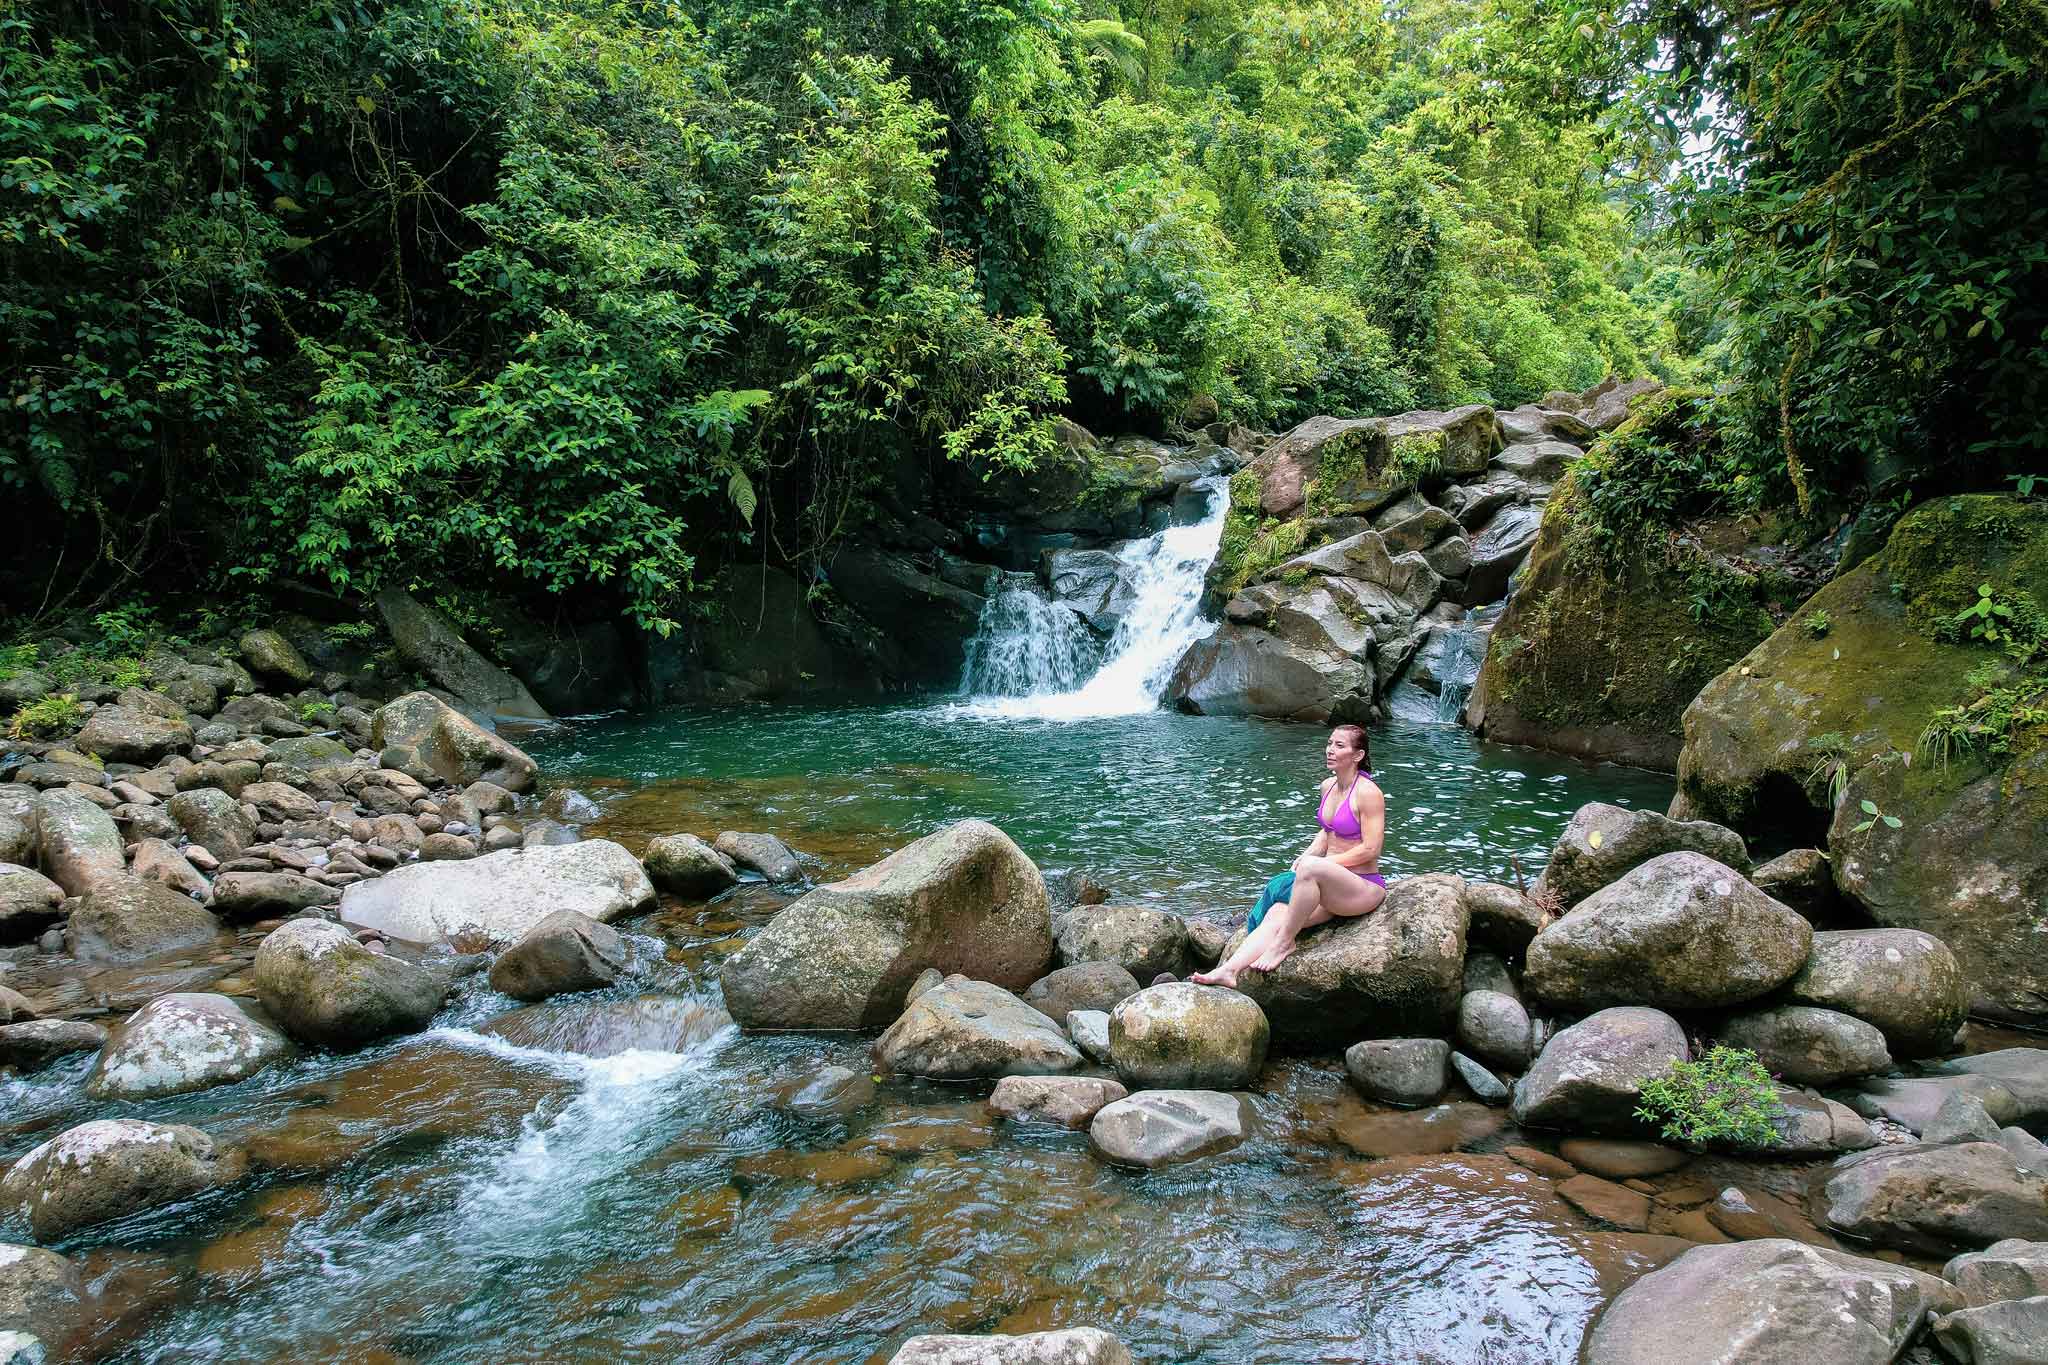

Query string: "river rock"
[721, 820, 1052, 1030]
[1108, 983, 1268, 1089]
[1463, 881, 1549, 955]
[1231, 873, 1469, 1044]
[642, 834, 738, 898]
[1023, 962, 1141, 1023]
[1345, 1038, 1450, 1107]
[0, 1021, 105, 1072]
[1054, 905, 1194, 982]
[1067, 1010, 1112, 1064]
[1581, 1238, 1963, 1365]
[1843, 1075, 2021, 1135]
[1751, 848, 1838, 919]
[1524, 853, 1810, 1012]
[207, 871, 341, 919]
[127, 839, 208, 898]
[1921, 1050, 2048, 1122]
[1452, 1052, 1510, 1104]
[0, 1244, 82, 1344]
[1821, 1142, 2048, 1253]
[32, 790, 126, 898]
[872, 976, 1081, 1080]
[374, 587, 548, 721]
[713, 831, 803, 884]
[65, 873, 219, 963]
[167, 787, 257, 861]
[889, 1329, 1132, 1365]
[0, 814, 29, 867]
[775, 1065, 875, 1120]
[1933, 1296, 2048, 1365]
[73, 705, 192, 766]
[1713, 1005, 1892, 1086]
[1456, 990, 1532, 1071]
[1165, 625, 1374, 724]
[1089, 1090, 1254, 1169]
[1782, 928, 1969, 1059]
[252, 919, 445, 1047]
[338, 840, 654, 946]
[1535, 802, 1750, 908]
[1511, 1007, 1688, 1134]
[370, 691, 537, 792]
[85, 993, 294, 1100]
[1945, 1239, 2048, 1306]
[0, 988, 32, 1024]
[239, 629, 312, 686]
[1925, 1090, 2006, 1145]
[487, 910, 627, 1002]
[0, 866, 64, 944]
[989, 1076, 1128, 1129]
[0, 1119, 242, 1242]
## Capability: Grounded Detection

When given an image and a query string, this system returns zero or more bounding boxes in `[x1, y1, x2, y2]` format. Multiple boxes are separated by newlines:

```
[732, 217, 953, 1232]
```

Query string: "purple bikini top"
[1319, 771, 1370, 839]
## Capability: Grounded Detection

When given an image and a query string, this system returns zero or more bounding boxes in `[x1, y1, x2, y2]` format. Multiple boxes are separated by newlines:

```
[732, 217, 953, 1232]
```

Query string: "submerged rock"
[86, 993, 294, 1100]
[988, 1076, 1128, 1130]
[1524, 853, 1809, 1012]
[482, 995, 730, 1058]
[0, 1119, 243, 1242]
[1089, 1090, 1255, 1169]
[1108, 983, 1269, 1089]
[642, 834, 738, 898]
[873, 976, 1081, 1080]
[713, 831, 803, 884]
[252, 919, 445, 1047]
[721, 820, 1053, 1030]
[338, 840, 654, 946]
[1582, 1238, 1962, 1365]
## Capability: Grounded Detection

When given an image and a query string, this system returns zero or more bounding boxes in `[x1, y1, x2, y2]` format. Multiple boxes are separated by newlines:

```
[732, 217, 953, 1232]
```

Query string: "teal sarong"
[1247, 871, 1295, 932]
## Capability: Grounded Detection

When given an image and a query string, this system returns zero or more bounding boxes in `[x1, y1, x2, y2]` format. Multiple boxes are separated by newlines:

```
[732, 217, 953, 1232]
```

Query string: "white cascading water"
[955, 475, 1229, 720]
[959, 571, 1102, 697]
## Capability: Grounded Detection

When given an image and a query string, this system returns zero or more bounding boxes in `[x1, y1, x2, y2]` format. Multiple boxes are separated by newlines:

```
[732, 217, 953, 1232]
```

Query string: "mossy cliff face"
[1465, 471, 1775, 771]
[1675, 494, 2048, 1023]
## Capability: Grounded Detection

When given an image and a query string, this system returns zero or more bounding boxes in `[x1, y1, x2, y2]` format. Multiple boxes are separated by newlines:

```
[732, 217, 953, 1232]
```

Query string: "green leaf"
[1859, 799, 1879, 815]
[727, 469, 757, 527]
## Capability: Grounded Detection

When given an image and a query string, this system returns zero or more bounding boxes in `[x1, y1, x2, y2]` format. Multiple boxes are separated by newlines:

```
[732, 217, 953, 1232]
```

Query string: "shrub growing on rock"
[1633, 1045, 1785, 1149]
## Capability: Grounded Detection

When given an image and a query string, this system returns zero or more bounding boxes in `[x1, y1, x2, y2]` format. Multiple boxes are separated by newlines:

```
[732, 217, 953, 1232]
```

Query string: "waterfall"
[1432, 611, 1486, 723]
[955, 476, 1229, 720]
[960, 574, 1102, 698]
[1387, 604, 1495, 726]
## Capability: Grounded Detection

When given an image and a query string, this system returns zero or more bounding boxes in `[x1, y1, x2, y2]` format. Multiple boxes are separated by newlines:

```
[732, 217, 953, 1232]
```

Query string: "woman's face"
[1325, 729, 1363, 772]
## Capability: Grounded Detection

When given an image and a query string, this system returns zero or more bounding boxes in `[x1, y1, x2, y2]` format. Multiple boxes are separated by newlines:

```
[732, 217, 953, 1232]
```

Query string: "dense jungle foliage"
[3, 0, 2043, 630]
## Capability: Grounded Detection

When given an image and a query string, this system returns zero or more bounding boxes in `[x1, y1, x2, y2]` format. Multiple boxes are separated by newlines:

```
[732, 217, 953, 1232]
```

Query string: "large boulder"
[252, 919, 445, 1047]
[1108, 983, 1269, 1089]
[0, 865, 64, 944]
[1523, 853, 1810, 1012]
[1581, 1238, 1962, 1365]
[642, 834, 738, 898]
[238, 629, 312, 685]
[338, 840, 654, 946]
[1054, 906, 1196, 981]
[65, 874, 220, 963]
[487, 910, 628, 1002]
[1229, 874, 1469, 1045]
[370, 691, 537, 792]
[374, 587, 549, 721]
[1782, 928, 1969, 1059]
[872, 976, 1082, 1080]
[0, 1119, 242, 1242]
[167, 787, 257, 861]
[888, 1329, 1132, 1365]
[1820, 1142, 2048, 1254]
[85, 993, 294, 1100]
[1535, 802, 1750, 908]
[680, 565, 849, 700]
[825, 548, 987, 685]
[1933, 1297, 2048, 1365]
[31, 789, 125, 897]
[1165, 625, 1372, 724]
[73, 705, 192, 765]
[1088, 1090, 1255, 1169]
[1713, 1006, 1891, 1086]
[1945, 1239, 2048, 1306]
[1511, 1007, 1688, 1134]
[720, 820, 1052, 1030]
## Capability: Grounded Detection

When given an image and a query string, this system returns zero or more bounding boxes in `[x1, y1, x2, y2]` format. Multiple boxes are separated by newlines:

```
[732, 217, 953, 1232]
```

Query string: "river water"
[3, 699, 1703, 1364]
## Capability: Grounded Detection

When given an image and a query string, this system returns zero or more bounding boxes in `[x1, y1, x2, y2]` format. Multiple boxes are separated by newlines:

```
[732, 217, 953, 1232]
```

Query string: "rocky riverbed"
[3, 638, 2047, 1363]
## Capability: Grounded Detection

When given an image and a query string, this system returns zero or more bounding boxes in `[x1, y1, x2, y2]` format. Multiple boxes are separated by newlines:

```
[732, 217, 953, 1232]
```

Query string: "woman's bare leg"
[1243, 862, 1386, 973]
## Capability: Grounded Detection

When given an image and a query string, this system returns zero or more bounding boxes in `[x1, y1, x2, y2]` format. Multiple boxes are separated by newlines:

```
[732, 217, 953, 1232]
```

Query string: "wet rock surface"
[1089, 1090, 1255, 1169]
[1108, 982, 1269, 1089]
[873, 976, 1082, 1080]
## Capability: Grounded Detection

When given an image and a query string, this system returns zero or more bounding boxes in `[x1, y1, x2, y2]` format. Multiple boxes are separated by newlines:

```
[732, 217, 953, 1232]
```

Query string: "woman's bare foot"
[1189, 965, 1239, 988]
[1244, 936, 1299, 974]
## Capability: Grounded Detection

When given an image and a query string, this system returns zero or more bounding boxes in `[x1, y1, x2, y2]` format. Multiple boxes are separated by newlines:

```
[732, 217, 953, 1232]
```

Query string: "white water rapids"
[952, 476, 1229, 720]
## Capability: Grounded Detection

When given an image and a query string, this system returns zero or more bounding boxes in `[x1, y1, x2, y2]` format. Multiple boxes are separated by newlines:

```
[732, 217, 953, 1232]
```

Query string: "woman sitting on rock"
[1192, 723, 1388, 989]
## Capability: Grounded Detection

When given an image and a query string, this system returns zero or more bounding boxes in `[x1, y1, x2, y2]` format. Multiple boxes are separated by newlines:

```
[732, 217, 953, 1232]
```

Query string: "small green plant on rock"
[1850, 799, 1903, 834]
[1805, 731, 1853, 808]
[8, 693, 82, 740]
[1633, 1046, 1786, 1149]
[1803, 609, 1831, 638]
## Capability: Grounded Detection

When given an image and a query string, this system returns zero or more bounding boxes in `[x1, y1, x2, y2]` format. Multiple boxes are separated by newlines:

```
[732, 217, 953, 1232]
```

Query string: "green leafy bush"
[1633, 1045, 1786, 1149]
[8, 693, 81, 740]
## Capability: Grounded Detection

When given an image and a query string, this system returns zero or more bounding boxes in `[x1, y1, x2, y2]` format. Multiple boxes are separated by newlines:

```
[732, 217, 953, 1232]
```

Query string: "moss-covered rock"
[1466, 473, 1777, 770]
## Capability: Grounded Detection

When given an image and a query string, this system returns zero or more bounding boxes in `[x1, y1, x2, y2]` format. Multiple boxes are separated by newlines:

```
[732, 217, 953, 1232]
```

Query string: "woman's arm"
[1328, 785, 1386, 870]
[1294, 779, 1334, 867]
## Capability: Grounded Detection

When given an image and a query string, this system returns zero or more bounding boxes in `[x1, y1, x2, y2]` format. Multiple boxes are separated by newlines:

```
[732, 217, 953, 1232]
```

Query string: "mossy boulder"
[1467, 474, 1776, 771]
